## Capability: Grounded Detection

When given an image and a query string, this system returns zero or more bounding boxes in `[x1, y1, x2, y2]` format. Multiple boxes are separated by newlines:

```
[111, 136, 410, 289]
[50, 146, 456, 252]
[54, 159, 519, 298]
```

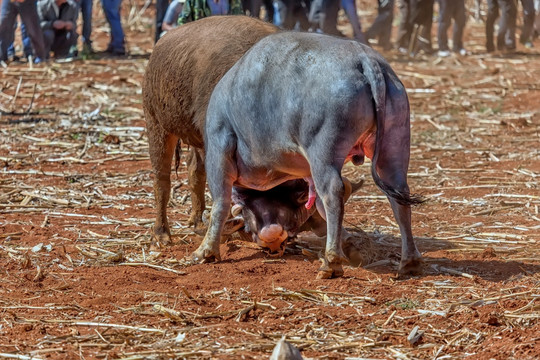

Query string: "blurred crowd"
[1, 0, 539, 63]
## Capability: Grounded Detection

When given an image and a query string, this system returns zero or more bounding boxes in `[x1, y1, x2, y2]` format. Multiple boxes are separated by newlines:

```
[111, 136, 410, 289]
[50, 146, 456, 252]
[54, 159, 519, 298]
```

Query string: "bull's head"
[224, 177, 363, 255]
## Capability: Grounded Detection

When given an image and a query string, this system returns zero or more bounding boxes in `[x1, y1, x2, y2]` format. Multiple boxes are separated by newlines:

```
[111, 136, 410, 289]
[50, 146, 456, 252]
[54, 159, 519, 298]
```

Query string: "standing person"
[38, 0, 78, 58]
[365, 0, 394, 51]
[396, 0, 412, 53]
[101, 0, 125, 55]
[437, 0, 467, 56]
[486, 0, 517, 52]
[0, 0, 47, 63]
[76, 0, 93, 53]
[409, 0, 435, 55]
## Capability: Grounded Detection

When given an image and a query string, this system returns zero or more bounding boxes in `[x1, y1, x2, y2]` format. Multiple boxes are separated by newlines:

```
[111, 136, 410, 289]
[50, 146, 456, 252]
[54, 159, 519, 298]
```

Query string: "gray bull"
[190, 32, 424, 278]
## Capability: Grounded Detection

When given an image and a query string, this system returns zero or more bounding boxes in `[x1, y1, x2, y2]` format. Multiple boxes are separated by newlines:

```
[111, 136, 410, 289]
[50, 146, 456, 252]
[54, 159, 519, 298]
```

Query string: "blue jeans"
[101, 0, 125, 50]
[0, 0, 47, 60]
[207, 0, 229, 15]
[78, 0, 93, 45]
[7, 22, 33, 58]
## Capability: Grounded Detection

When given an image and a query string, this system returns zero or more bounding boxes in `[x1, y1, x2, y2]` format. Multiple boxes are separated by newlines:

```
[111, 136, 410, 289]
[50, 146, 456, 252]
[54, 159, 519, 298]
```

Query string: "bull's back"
[142, 16, 279, 148]
[211, 32, 402, 158]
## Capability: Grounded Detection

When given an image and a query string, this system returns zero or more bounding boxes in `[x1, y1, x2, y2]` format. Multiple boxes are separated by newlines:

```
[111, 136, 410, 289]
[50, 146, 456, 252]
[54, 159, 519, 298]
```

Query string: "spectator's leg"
[396, 0, 412, 49]
[321, 0, 341, 36]
[452, 0, 466, 51]
[0, 0, 19, 61]
[20, 22, 33, 58]
[497, 0, 516, 50]
[80, 0, 93, 48]
[18, 0, 47, 60]
[262, 0, 274, 22]
[341, 0, 366, 43]
[51, 30, 78, 58]
[437, 0, 451, 52]
[378, 0, 394, 50]
[102, 0, 125, 53]
[535, 0, 540, 37]
[366, 0, 393, 49]
[308, 0, 324, 31]
[249, 0, 262, 17]
[155, 0, 170, 43]
[42, 29, 55, 57]
[486, 0, 498, 51]
[519, 0, 535, 44]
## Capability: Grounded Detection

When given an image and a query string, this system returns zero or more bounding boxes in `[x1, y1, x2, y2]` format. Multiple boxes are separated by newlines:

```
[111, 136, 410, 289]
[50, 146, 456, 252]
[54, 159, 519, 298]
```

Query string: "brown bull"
[143, 16, 279, 245]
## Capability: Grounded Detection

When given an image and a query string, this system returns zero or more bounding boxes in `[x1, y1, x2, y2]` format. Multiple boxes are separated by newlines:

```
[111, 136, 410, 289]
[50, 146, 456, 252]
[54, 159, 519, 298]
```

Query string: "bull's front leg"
[310, 165, 347, 279]
[186, 147, 207, 235]
[147, 120, 178, 247]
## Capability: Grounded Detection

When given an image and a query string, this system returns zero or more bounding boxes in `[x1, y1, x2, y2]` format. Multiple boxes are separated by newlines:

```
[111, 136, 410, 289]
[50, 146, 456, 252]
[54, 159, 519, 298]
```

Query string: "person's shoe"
[524, 41, 533, 49]
[457, 48, 468, 56]
[397, 46, 408, 55]
[105, 46, 126, 56]
[438, 50, 451, 57]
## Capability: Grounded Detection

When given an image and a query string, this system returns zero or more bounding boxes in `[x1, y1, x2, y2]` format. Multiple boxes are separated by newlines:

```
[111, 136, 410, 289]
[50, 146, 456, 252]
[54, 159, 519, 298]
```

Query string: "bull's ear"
[222, 217, 245, 235]
[295, 189, 309, 204]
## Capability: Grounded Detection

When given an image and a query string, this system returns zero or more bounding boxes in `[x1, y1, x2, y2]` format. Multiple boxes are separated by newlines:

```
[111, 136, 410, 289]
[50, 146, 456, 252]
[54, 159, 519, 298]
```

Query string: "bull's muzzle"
[257, 224, 288, 253]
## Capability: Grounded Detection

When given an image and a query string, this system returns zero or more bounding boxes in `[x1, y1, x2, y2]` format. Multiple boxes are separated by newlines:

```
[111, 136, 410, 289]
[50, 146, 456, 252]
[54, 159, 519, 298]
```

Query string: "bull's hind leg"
[309, 162, 347, 279]
[147, 121, 178, 247]
[187, 147, 207, 234]
[188, 128, 236, 263]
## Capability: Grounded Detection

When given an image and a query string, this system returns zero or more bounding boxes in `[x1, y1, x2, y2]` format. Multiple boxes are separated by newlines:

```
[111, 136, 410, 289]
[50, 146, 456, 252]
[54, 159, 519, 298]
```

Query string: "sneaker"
[458, 48, 468, 56]
[397, 47, 408, 55]
[524, 41, 533, 49]
[438, 50, 451, 57]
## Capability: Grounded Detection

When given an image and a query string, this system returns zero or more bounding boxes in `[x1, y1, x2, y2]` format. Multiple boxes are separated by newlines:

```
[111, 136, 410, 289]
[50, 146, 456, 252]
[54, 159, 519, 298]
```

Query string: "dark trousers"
[155, 0, 169, 43]
[410, 0, 434, 51]
[365, 0, 394, 50]
[243, 0, 274, 21]
[516, 0, 535, 43]
[281, 0, 310, 30]
[486, 0, 517, 51]
[309, 0, 341, 36]
[43, 29, 78, 58]
[437, 0, 466, 52]
[396, 0, 412, 48]
[0, 0, 47, 60]
[341, 0, 365, 42]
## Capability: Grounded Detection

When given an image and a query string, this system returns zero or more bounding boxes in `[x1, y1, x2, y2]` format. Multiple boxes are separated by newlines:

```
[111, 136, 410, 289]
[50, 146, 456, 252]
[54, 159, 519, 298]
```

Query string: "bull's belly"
[234, 152, 311, 191]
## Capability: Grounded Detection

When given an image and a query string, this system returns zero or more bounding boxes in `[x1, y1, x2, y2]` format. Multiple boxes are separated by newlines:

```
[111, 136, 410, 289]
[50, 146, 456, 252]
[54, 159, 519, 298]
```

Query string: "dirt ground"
[0, 1, 539, 359]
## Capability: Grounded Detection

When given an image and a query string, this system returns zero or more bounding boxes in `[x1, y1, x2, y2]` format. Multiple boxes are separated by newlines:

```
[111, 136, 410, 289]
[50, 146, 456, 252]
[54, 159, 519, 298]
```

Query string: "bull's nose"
[257, 224, 288, 251]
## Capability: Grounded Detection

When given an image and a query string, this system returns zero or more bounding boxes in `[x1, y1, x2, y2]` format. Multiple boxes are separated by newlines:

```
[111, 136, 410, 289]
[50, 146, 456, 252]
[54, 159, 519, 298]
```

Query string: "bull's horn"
[231, 204, 243, 217]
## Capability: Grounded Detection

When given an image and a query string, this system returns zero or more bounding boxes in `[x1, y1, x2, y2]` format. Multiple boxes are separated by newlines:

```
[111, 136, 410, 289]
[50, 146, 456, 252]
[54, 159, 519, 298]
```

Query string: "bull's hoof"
[316, 257, 345, 279]
[398, 257, 424, 276]
[151, 229, 172, 249]
[188, 213, 207, 234]
[183, 245, 221, 265]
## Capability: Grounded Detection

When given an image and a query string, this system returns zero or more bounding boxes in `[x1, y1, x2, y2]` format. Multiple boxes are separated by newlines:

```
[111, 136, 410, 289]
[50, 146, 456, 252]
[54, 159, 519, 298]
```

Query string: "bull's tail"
[174, 140, 182, 177]
[360, 49, 425, 206]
